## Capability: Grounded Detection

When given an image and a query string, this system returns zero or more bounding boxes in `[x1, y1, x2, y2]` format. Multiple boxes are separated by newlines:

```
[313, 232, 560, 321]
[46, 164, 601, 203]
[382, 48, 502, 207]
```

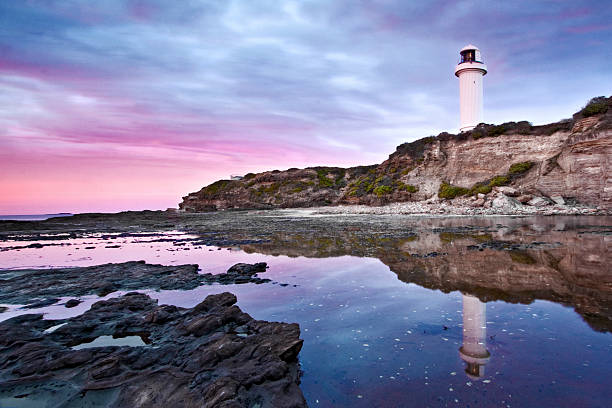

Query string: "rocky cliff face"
[180, 96, 612, 211]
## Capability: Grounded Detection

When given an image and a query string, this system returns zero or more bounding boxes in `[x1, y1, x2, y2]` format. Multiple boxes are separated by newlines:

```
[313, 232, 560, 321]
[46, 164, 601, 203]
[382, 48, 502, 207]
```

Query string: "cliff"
[179, 96, 612, 211]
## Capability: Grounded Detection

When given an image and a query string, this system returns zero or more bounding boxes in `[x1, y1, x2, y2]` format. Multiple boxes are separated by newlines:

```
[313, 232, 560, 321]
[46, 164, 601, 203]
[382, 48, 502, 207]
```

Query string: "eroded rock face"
[0, 261, 271, 308]
[179, 99, 612, 210]
[0, 292, 306, 408]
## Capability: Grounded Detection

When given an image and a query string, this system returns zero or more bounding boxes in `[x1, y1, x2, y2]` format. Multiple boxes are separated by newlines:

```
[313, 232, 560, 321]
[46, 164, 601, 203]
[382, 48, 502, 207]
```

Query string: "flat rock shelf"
[0, 261, 271, 308]
[0, 292, 306, 408]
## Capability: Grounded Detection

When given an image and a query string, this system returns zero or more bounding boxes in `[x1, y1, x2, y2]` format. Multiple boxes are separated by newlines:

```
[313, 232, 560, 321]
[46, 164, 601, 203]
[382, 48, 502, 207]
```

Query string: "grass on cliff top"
[200, 179, 235, 196]
[577, 96, 610, 118]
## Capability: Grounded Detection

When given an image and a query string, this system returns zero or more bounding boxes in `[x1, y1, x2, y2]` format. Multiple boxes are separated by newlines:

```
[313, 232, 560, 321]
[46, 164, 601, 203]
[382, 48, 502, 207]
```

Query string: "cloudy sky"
[1, 0, 610, 214]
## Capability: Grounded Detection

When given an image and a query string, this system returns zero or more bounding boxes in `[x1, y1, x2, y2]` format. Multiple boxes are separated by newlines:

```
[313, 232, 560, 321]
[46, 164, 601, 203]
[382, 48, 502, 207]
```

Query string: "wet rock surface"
[0, 261, 272, 308]
[0, 292, 306, 407]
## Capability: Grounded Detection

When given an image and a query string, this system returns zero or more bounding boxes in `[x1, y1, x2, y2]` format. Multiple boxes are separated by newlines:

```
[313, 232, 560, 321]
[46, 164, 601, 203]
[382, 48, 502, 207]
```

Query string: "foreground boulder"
[0, 292, 306, 407]
[0, 261, 271, 308]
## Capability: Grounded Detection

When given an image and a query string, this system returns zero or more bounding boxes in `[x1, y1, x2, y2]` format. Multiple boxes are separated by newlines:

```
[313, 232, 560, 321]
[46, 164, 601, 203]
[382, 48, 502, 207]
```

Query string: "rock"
[0, 292, 306, 407]
[517, 194, 533, 203]
[550, 195, 565, 205]
[495, 186, 519, 197]
[471, 198, 485, 207]
[477, 193, 486, 199]
[65, 299, 81, 308]
[492, 195, 522, 210]
[0, 262, 275, 307]
[528, 196, 552, 207]
[226, 262, 267, 275]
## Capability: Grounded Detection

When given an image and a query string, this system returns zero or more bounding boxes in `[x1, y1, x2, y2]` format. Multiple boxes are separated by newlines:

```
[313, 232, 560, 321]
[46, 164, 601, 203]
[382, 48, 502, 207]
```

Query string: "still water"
[0, 216, 610, 407]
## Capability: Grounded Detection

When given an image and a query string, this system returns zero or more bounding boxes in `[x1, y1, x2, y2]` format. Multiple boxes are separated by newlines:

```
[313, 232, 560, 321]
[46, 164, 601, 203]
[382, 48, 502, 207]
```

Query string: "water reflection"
[459, 294, 490, 380]
[240, 216, 612, 332]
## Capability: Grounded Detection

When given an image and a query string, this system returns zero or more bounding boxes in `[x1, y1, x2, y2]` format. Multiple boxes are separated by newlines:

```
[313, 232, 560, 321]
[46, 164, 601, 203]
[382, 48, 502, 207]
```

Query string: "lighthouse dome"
[460, 44, 480, 53]
[458, 44, 484, 64]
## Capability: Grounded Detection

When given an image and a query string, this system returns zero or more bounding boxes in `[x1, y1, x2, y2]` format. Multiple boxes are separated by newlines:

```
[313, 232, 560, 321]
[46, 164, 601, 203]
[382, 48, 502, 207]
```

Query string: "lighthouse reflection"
[459, 294, 490, 379]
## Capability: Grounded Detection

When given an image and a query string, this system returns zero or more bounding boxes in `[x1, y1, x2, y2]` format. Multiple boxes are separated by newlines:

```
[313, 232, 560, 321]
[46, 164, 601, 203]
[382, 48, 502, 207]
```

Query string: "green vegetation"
[373, 185, 393, 197]
[316, 170, 334, 188]
[489, 175, 510, 187]
[487, 124, 506, 137]
[391, 137, 436, 162]
[581, 96, 609, 117]
[395, 181, 418, 193]
[334, 172, 346, 187]
[346, 170, 419, 198]
[470, 121, 534, 140]
[438, 182, 469, 199]
[254, 182, 280, 196]
[201, 180, 231, 196]
[468, 183, 492, 195]
[439, 160, 533, 199]
[508, 161, 533, 175]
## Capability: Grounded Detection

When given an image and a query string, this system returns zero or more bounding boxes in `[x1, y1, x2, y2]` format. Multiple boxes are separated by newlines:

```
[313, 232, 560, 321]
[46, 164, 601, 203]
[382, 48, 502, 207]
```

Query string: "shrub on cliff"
[470, 121, 534, 139]
[508, 161, 533, 175]
[468, 183, 492, 195]
[489, 175, 510, 187]
[373, 185, 392, 197]
[317, 170, 334, 188]
[396, 182, 418, 193]
[390, 137, 436, 161]
[578, 96, 609, 118]
[438, 182, 468, 199]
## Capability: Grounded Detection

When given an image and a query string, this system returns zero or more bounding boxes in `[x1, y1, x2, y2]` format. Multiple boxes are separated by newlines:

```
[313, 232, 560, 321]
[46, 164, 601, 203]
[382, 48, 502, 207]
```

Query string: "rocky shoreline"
[308, 191, 610, 217]
[0, 261, 274, 309]
[0, 292, 306, 407]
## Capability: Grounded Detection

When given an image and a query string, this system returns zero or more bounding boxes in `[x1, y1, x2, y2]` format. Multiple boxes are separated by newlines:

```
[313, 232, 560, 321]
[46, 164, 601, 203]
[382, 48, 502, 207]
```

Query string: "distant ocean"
[0, 213, 73, 221]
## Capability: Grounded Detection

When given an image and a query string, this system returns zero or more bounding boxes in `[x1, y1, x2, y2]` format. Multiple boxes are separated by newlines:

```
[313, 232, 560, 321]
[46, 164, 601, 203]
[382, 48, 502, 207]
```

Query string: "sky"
[1, 0, 611, 214]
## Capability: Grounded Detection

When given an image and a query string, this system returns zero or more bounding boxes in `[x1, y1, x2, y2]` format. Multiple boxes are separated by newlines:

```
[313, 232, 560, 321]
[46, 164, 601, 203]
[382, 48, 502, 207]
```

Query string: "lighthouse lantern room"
[455, 44, 487, 132]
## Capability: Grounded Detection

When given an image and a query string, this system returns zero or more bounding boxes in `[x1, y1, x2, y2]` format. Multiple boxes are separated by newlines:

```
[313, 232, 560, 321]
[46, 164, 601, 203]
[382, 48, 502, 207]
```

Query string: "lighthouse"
[459, 294, 490, 380]
[455, 44, 487, 132]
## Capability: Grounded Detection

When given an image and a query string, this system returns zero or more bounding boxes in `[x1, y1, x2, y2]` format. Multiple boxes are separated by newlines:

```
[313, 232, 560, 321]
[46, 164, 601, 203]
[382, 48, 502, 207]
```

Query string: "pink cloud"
[566, 24, 612, 34]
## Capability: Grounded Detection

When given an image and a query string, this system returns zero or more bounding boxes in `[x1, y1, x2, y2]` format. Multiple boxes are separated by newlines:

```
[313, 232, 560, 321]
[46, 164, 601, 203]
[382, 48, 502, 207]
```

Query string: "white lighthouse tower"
[459, 294, 490, 380]
[455, 44, 487, 132]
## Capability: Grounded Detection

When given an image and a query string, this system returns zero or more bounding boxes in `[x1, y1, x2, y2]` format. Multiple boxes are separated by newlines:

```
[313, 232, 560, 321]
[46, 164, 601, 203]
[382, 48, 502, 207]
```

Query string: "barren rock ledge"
[0, 292, 306, 407]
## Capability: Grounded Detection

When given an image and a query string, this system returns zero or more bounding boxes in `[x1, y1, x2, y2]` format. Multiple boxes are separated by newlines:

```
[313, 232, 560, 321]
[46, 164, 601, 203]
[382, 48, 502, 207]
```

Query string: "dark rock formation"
[179, 96, 612, 210]
[65, 299, 81, 308]
[0, 261, 271, 308]
[0, 292, 306, 407]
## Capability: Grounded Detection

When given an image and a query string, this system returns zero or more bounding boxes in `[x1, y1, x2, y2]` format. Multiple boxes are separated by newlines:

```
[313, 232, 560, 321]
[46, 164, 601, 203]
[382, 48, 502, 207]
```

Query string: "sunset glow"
[1, 1, 610, 213]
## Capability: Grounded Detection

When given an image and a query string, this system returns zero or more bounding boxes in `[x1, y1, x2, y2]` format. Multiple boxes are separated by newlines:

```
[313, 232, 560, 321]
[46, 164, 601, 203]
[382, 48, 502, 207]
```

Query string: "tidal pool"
[0, 215, 610, 407]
